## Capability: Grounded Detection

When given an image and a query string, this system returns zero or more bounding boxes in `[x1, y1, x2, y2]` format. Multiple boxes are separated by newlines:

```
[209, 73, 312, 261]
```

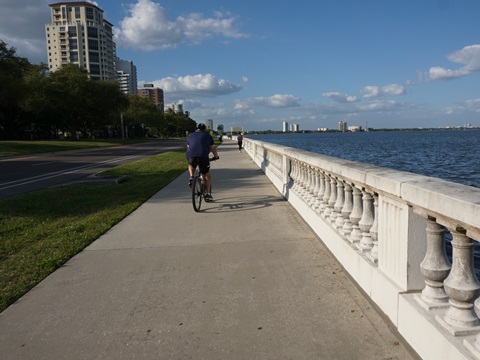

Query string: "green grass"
[0, 139, 176, 157]
[0, 148, 187, 312]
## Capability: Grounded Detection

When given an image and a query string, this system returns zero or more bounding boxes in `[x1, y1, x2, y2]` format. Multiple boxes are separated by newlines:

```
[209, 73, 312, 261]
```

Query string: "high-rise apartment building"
[116, 58, 137, 94]
[282, 121, 289, 133]
[338, 121, 347, 132]
[45, 2, 116, 81]
[138, 84, 164, 112]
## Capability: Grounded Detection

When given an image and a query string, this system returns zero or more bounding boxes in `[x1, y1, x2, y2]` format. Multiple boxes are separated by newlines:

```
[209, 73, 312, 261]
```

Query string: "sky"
[1, 0, 480, 131]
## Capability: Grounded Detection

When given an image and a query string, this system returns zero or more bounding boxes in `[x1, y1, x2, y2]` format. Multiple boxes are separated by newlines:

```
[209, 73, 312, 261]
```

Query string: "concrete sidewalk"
[0, 141, 418, 360]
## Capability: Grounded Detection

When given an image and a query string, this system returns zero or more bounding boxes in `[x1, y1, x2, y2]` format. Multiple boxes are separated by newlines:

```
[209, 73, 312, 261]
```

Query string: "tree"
[46, 64, 93, 139]
[0, 40, 34, 139]
[122, 95, 163, 138]
[83, 80, 128, 138]
[21, 63, 55, 139]
[162, 108, 196, 137]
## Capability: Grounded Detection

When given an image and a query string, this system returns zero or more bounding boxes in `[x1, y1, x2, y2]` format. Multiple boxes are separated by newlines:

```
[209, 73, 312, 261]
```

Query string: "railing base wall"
[399, 294, 474, 360]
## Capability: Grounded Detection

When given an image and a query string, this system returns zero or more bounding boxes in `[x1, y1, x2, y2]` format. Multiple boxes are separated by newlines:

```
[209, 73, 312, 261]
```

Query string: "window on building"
[86, 7, 94, 20]
[87, 26, 98, 38]
[90, 64, 100, 75]
[68, 26, 77, 37]
[69, 39, 77, 50]
[70, 52, 79, 62]
[75, 6, 80, 18]
[89, 51, 100, 63]
[88, 38, 99, 50]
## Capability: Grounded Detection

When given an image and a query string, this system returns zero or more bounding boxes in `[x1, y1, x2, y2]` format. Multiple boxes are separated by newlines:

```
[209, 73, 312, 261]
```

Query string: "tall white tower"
[45, 2, 116, 80]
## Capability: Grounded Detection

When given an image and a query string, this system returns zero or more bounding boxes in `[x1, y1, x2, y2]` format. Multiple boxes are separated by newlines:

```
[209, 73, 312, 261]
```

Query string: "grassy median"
[0, 139, 168, 157]
[0, 148, 187, 312]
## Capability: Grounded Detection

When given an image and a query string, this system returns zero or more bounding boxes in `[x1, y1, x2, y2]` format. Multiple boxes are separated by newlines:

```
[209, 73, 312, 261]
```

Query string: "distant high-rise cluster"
[45, 2, 171, 112]
[338, 121, 347, 132]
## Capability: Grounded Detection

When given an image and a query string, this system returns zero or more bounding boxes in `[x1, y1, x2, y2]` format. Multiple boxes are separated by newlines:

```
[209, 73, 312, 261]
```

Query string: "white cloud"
[464, 98, 480, 113]
[150, 74, 243, 100]
[322, 92, 359, 103]
[361, 83, 406, 99]
[428, 44, 480, 80]
[235, 94, 301, 109]
[115, 0, 248, 50]
[0, 0, 50, 63]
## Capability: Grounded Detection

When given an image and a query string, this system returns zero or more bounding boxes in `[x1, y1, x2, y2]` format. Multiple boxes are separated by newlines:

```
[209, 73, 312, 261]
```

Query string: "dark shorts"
[187, 157, 210, 175]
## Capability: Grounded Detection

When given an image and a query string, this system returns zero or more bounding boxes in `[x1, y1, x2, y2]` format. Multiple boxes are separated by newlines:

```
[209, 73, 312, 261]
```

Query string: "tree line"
[0, 40, 197, 140]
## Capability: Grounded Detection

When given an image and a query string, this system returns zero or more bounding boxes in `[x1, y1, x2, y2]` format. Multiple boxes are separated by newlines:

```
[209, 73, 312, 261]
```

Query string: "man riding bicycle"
[186, 123, 219, 202]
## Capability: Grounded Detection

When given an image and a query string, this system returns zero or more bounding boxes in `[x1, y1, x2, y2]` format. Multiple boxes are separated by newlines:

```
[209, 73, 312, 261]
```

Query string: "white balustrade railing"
[243, 138, 480, 360]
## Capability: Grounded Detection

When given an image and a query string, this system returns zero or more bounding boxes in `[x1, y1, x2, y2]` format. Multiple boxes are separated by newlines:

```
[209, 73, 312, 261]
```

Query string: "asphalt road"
[0, 140, 185, 200]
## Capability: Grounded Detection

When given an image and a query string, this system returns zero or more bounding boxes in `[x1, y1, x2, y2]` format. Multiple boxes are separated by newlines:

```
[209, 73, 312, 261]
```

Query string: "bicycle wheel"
[192, 175, 203, 212]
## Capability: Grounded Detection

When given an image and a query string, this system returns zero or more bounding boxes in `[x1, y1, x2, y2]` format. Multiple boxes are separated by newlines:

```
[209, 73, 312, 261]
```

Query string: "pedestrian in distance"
[237, 133, 243, 152]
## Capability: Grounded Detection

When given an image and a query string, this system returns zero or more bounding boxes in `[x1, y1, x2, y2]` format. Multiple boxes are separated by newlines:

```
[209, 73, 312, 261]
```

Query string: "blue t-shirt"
[186, 131, 214, 158]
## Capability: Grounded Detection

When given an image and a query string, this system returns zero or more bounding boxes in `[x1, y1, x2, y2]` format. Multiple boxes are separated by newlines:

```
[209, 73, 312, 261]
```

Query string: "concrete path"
[0, 141, 418, 359]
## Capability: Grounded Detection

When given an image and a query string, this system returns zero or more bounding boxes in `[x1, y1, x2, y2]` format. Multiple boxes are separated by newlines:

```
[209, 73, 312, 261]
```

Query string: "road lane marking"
[0, 153, 152, 191]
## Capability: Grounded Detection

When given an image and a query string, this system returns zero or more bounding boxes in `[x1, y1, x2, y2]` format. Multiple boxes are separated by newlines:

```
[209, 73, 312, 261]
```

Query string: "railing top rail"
[246, 138, 480, 231]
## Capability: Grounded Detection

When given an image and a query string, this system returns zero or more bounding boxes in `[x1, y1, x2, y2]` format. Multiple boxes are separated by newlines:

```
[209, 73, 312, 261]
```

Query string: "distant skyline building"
[167, 103, 184, 113]
[349, 125, 362, 132]
[282, 121, 289, 133]
[291, 123, 299, 132]
[137, 84, 164, 112]
[206, 119, 213, 131]
[339, 121, 347, 132]
[45, 1, 116, 80]
[116, 58, 137, 94]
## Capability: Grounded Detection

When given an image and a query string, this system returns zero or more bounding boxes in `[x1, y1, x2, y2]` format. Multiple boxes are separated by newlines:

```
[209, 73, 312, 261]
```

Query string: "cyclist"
[186, 123, 219, 202]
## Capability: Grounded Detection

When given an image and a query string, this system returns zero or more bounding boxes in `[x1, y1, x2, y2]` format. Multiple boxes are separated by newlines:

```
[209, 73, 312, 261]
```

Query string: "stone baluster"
[366, 194, 379, 263]
[306, 167, 316, 206]
[289, 160, 298, 191]
[334, 180, 345, 229]
[327, 177, 338, 223]
[322, 174, 332, 218]
[357, 189, 374, 252]
[316, 171, 326, 214]
[300, 164, 308, 198]
[299, 164, 308, 198]
[437, 228, 480, 335]
[348, 186, 363, 244]
[341, 183, 353, 237]
[311, 169, 321, 209]
[296, 162, 305, 195]
[414, 218, 450, 310]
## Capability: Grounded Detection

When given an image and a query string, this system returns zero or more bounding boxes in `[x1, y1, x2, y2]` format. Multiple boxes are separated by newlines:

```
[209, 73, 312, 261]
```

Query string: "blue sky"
[1, 0, 480, 131]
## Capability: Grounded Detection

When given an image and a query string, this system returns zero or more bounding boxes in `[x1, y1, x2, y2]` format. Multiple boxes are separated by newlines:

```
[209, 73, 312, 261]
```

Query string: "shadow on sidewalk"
[197, 195, 286, 214]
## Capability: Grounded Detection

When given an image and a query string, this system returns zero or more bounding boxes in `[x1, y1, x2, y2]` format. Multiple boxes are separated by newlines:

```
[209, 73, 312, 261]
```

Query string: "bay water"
[250, 129, 480, 188]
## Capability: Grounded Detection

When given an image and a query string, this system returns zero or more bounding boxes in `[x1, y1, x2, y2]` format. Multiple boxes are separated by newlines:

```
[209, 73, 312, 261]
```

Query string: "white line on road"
[0, 153, 153, 191]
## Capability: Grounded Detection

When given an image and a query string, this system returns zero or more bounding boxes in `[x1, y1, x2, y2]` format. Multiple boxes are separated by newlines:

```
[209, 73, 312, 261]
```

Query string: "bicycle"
[191, 157, 218, 212]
